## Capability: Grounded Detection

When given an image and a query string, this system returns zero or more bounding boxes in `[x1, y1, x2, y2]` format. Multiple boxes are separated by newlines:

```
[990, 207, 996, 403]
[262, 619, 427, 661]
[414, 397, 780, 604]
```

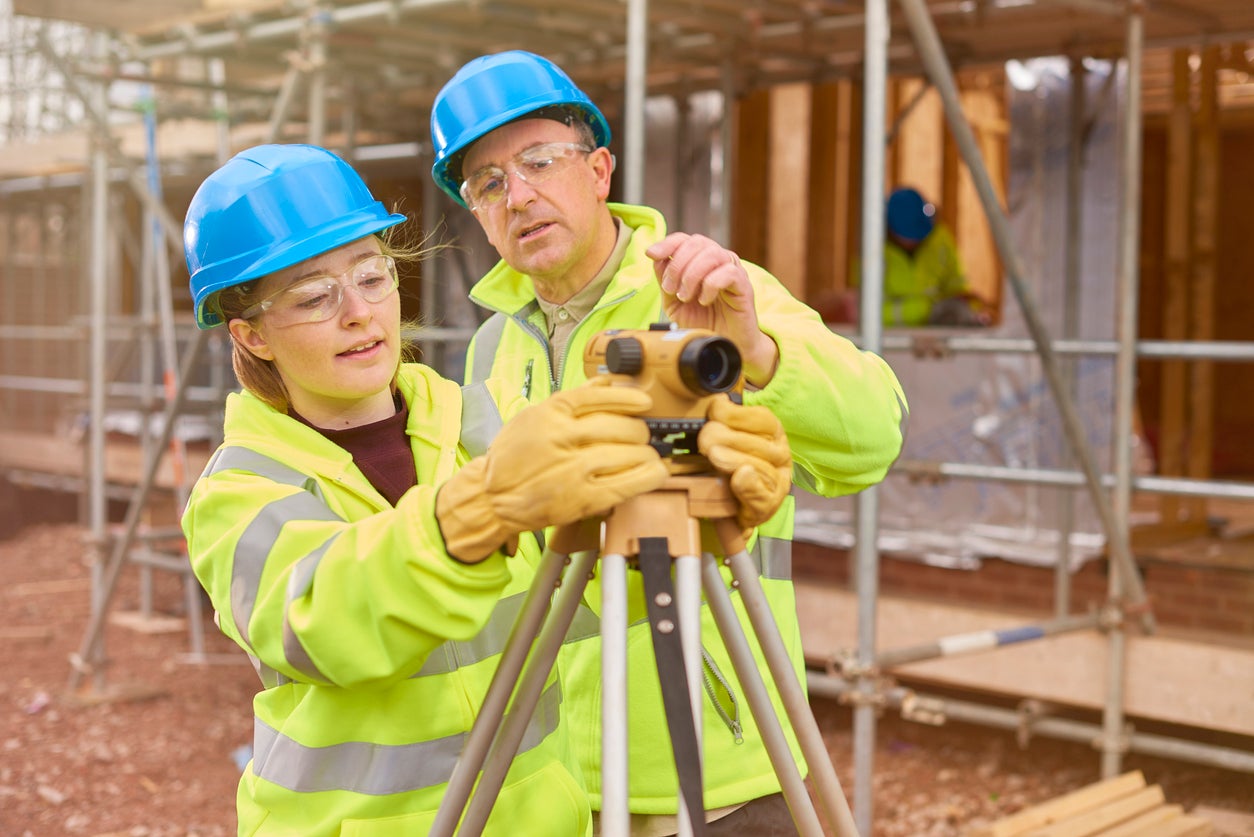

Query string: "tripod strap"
[638, 537, 707, 837]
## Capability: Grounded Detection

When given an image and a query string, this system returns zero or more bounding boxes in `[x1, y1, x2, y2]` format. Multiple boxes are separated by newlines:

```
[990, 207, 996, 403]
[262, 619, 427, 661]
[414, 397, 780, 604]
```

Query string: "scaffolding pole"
[1054, 55, 1087, 619]
[84, 32, 110, 693]
[853, 0, 889, 831]
[141, 81, 204, 657]
[68, 329, 209, 691]
[1102, 1, 1146, 779]
[891, 459, 1254, 500]
[870, 611, 1103, 669]
[872, 334, 1254, 360]
[305, 5, 329, 146]
[623, 0, 648, 204]
[32, 25, 220, 690]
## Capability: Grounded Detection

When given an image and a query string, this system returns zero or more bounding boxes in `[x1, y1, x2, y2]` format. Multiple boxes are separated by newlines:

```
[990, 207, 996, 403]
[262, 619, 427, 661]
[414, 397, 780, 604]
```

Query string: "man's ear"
[228, 318, 275, 361]
[590, 147, 615, 200]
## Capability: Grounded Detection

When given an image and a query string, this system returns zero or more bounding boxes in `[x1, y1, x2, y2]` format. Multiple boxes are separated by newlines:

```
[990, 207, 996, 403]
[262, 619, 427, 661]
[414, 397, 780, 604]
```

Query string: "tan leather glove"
[437, 379, 670, 563]
[698, 396, 792, 531]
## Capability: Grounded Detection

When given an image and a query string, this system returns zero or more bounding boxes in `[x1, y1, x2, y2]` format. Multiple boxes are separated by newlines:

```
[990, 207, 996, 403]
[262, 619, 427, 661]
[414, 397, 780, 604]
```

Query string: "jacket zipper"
[701, 647, 743, 744]
[554, 289, 638, 390]
[506, 312, 557, 397]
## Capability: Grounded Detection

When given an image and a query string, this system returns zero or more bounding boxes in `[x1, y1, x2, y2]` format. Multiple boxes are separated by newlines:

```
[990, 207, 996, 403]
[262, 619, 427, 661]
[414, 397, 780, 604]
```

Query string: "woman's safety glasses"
[460, 142, 593, 210]
[243, 254, 398, 327]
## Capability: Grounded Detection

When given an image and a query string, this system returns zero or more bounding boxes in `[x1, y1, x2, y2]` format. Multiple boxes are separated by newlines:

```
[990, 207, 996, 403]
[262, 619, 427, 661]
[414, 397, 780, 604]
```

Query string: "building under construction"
[1, 0, 1252, 833]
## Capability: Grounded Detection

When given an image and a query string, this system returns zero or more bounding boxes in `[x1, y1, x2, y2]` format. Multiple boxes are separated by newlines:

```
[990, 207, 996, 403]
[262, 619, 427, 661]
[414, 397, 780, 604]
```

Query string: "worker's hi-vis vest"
[181, 364, 590, 837]
[881, 223, 967, 326]
[462, 203, 908, 814]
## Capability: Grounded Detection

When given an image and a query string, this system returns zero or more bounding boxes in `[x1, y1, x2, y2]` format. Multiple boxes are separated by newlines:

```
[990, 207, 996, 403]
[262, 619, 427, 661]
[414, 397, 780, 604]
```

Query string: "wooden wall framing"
[730, 69, 1008, 323]
[1139, 42, 1254, 486]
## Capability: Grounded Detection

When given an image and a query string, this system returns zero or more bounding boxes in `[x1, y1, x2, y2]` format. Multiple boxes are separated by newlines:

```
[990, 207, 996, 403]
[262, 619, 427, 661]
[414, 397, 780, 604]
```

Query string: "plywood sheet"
[796, 581, 1254, 737]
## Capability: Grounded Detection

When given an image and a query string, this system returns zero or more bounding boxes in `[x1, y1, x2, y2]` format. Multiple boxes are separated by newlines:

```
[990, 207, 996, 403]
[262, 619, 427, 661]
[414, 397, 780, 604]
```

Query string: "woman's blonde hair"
[214, 226, 433, 413]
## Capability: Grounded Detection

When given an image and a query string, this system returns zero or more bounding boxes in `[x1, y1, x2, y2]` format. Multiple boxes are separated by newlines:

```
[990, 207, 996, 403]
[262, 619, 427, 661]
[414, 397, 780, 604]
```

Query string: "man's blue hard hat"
[184, 144, 406, 329]
[886, 187, 936, 242]
[429, 50, 611, 207]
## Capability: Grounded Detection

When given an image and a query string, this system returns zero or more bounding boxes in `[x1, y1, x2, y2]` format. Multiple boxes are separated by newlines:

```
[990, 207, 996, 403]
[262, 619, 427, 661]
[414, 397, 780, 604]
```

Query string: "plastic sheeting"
[795, 58, 1154, 571]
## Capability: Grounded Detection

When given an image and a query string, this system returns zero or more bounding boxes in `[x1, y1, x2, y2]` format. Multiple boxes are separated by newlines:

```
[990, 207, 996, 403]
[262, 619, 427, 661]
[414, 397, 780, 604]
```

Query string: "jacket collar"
[221, 364, 463, 484]
[467, 202, 667, 316]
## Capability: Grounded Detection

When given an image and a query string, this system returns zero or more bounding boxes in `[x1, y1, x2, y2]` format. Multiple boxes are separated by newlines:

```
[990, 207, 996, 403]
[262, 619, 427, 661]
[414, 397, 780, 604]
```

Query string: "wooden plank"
[1095, 804, 1184, 837]
[795, 581, 1254, 737]
[731, 88, 771, 267]
[109, 610, 188, 635]
[1129, 520, 1211, 550]
[970, 771, 1146, 837]
[1157, 47, 1193, 526]
[806, 80, 851, 302]
[766, 82, 811, 298]
[1021, 786, 1164, 837]
[0, 626, 55, 642]
[1186, 45, 1220, 521]
[1135, 815, 1214, 837]
[10, 577, 92, 596]
[0, 430, 211, 492]
[893, 76, 945, 201]
[1192, 805, 1254, 836]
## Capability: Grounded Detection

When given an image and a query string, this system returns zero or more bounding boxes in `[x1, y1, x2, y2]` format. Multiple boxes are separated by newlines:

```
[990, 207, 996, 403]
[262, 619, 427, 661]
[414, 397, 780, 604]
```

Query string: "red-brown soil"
[2, 521, 1250, 836]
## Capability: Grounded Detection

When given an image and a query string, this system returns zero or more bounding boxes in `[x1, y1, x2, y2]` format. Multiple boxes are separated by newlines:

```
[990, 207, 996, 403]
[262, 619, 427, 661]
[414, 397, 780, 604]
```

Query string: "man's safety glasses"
[460, 142, 593, 210]
[242, 254, 398, 327]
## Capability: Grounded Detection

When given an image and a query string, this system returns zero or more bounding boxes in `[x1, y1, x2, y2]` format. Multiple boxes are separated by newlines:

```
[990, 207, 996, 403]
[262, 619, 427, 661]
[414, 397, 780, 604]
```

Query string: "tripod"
[429, 465, 861, 837]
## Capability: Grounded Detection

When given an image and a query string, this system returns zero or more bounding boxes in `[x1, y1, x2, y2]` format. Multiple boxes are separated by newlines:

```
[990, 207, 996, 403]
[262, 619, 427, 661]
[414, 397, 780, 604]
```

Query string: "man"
[429, 50, 908, 835]
[852, 186, 988, 327]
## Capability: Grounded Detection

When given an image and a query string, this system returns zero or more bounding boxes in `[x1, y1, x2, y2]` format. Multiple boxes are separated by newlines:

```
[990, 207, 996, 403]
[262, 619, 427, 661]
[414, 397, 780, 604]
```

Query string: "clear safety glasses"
[243, 254, 399, 327]
[460, 142, 593, 210]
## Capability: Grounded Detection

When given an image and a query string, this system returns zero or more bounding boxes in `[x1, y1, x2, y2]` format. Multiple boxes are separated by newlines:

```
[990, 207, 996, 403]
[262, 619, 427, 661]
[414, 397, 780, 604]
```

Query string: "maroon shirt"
[292, 392, 418, 506]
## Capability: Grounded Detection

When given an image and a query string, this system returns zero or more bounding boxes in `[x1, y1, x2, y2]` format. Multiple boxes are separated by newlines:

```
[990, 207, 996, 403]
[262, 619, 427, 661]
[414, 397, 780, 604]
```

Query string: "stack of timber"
[969, 770, 1214, 837]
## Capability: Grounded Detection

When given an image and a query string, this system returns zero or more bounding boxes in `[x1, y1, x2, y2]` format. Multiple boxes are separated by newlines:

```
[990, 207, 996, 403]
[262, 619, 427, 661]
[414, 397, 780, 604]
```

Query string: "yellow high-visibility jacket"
[182, 364, 590, 836]
[463, 203, 908, 815]
[860, 223, 970, 326]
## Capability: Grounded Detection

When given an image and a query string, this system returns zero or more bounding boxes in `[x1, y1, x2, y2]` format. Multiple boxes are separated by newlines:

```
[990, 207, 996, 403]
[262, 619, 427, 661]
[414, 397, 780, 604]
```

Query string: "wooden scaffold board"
[969, 770, 1215, 837]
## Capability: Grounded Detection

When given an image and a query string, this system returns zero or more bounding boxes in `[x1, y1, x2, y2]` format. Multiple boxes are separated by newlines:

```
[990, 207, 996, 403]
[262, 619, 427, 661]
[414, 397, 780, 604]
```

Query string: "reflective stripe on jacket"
[182, 364, 590, 836]
[463, 203, 908, 813]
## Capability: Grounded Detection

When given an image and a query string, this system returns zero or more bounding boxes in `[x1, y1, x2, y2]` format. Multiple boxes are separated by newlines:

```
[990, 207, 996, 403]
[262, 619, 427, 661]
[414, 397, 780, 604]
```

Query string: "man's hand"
[698, 396, 792, 532]
[646, 233, 779, 387]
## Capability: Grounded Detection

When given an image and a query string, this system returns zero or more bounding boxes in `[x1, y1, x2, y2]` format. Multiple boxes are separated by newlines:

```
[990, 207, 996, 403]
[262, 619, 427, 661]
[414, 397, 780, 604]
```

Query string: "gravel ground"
[2, 522, 1250, 836]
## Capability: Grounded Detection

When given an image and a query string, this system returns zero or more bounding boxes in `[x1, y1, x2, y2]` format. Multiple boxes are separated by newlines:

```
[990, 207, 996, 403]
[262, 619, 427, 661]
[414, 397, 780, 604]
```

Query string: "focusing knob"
[605, 336, 644, 375]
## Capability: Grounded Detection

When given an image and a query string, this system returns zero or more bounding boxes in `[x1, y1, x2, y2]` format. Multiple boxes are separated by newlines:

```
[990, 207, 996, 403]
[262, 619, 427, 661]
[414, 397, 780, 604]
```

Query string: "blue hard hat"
[886, 187, 936, 242]
[184, 144, 406, 328]
[430, 50, 611, 207]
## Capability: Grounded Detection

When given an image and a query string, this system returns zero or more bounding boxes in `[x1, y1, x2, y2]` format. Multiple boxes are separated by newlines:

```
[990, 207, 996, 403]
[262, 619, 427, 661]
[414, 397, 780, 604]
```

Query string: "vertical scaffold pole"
[1103, 0, 1145, 779]
[853, 0, 889, 832]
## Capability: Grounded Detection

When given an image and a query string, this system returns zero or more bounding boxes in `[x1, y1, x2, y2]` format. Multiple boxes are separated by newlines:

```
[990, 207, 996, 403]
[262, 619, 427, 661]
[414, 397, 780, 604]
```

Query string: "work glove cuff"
[436, 458, 517, 564]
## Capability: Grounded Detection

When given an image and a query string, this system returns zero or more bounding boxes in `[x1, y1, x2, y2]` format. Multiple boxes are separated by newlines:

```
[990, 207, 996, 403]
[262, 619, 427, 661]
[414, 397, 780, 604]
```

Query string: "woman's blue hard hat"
[429, 50, 611, 207]
[184, 144, 406, 328]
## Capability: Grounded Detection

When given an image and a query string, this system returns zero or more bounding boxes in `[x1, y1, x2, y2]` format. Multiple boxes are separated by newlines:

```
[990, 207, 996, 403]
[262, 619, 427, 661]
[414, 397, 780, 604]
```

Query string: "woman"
[181, 143, 671, 835]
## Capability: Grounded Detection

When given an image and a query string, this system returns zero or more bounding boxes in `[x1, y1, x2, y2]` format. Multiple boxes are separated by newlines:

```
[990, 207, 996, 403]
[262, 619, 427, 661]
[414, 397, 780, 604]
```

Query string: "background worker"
[429, 50, 908, 835]
[180, 142, 674, 836]
[845, 186, 989, 327]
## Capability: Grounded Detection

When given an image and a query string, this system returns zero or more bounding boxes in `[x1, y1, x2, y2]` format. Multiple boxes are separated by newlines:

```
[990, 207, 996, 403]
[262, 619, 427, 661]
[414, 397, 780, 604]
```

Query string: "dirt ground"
[2, 520, 1251, 837]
